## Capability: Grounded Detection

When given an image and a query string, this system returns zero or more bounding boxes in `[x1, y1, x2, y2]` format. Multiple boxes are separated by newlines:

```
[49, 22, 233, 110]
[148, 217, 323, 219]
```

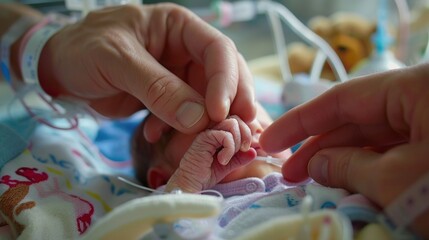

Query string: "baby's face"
[160, 105, 292, 183]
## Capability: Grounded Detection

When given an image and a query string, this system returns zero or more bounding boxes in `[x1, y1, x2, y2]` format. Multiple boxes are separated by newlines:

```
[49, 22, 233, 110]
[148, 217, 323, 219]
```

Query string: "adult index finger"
[179, 8, 241, 122]
[260, 68, 404, 154]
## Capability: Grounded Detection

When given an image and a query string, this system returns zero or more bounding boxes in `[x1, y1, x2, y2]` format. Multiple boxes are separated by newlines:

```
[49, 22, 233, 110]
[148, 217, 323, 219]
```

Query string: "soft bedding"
[0, 78, 417, 240]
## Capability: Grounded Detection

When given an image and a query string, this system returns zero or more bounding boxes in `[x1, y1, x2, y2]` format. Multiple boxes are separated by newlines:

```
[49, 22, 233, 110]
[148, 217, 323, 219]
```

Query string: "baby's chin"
[220, 160, 281, 183]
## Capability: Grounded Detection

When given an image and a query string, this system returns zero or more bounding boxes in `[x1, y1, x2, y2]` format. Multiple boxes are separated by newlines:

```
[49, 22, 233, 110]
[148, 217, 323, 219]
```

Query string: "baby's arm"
[165, 116, 256, 193]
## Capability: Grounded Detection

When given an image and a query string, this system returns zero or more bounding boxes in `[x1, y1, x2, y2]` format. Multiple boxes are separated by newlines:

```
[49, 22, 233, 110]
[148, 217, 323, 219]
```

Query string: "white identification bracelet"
[20, 21, 63, 85]
[384, 172, 429, 229]
[0, 18, 34, 85]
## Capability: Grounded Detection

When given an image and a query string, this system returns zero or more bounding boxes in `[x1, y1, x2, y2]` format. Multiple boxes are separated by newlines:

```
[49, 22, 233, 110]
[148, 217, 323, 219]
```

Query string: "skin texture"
[134, 103, 291, 192]
[259, 63, 429, 238]
[0, 3, 257, 143]
[38, 3, 256, 142]
[165, 117, 257, 193]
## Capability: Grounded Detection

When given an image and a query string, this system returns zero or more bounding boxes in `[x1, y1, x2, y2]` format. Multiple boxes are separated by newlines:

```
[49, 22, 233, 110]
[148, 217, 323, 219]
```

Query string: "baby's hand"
[165, 116, 256, 193]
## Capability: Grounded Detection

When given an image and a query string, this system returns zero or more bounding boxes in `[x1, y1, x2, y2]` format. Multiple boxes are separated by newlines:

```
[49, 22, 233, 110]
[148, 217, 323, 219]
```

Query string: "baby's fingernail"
[220, 157, 229, 165]
[176, 101, 205, 128]
[308, 154, 328, 185]
[241, 141, 251, 152]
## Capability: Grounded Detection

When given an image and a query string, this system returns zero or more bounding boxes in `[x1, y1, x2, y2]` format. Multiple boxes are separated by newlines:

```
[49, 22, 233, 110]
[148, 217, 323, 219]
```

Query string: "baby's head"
[131, 104, 291, 189]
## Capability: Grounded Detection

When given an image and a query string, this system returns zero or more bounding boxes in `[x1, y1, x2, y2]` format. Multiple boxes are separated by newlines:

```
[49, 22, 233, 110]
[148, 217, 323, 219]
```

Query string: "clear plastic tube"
[254, 156, 286, 168]
[422, 32, 429, 62]
[117, 176, 165, 194]
[393, 0, 410, 62]
[266, 7, 293, 82]
[193, 1, 346, 82]
[258, 1, 348, 82]
[192, 1, 260, 28]
[310, 49, 327, 83]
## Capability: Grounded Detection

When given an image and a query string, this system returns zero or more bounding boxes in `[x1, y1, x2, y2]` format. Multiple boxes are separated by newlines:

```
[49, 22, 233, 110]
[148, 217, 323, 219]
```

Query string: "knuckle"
[83, 9, 101, 22]
[227, 117, 239, 126]
[229, 115, 242, 123]
[159, 2, 188, 13]
[223, 36, 237, 50]
[119, 3, 142, 15]
[334, 154, 353, 186]
[323, 149, 354, 188]
[145, 75, 180, 109]
[208, 34, 236, 56]
[156, 3, 193, 22]
[120, 4, 146, 25]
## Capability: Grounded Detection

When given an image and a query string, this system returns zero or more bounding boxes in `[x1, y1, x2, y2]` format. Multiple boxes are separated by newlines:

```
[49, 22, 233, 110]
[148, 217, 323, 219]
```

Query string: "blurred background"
[12, 0, 429, 111]
[13, 0, 424, 61]
[3, 0, 429, 133]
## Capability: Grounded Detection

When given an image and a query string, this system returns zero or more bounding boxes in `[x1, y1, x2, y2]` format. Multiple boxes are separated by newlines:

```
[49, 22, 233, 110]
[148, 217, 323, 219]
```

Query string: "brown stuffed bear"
[248, 12, 376, 82]
[288, 12, 376, 81]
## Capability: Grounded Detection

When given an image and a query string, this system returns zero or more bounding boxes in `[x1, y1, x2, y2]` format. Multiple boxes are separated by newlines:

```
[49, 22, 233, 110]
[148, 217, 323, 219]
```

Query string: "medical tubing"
[218, 0, 257, 27]
[9, 85, 79, 130]
[310, 49, 327, 83]
[192, 1, 259, 28]
[266, 4, 293, 82]
[260, 1, 348, 82]
[216, 0, 233, 27]
[423, 32, 429, 61]
[254, 156, 285, 168]
[229, 0, 259, 22]
[117, 176, 165, 194]
[393, 0, 410, 62]
[375, 0, 390, 54]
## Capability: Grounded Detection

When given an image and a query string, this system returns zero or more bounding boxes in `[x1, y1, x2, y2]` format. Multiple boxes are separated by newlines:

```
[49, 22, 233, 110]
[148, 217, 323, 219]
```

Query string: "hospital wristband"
[0, 18, 36, 86]
[20, 18, 63, 85]
[384, 172, 429, 229]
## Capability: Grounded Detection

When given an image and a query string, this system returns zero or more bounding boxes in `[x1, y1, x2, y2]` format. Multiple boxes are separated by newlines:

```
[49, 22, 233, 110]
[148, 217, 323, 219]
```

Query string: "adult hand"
[260, 63, 429, 237]
[166, 116, 256, 193]
[36, 3, 256, 141]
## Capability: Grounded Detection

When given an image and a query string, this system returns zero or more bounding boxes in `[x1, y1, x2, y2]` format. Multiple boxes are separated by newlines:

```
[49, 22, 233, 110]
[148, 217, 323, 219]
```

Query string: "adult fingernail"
[176, 101, 205, 128]
[223, 98, 230, 118]
[308, 154, 328, 185]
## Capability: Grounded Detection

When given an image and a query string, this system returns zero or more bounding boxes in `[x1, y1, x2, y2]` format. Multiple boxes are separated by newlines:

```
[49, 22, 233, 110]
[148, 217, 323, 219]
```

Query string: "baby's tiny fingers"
[229, 115, 252, 152]
[193, 130, 235, 166]
[213, 118, 241, 154]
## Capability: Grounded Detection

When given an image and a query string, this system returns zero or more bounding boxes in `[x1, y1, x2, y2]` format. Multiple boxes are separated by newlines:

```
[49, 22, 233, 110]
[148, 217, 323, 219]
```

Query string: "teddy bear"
[287, 12, 376, 81]
[248, 12, 376, 82]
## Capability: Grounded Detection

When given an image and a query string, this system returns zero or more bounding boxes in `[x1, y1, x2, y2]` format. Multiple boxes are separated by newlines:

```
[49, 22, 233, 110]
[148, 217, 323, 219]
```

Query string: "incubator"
[188, 0, 418, 109]
[65, 0, 142, 15]
[1, 1, 428, 239]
